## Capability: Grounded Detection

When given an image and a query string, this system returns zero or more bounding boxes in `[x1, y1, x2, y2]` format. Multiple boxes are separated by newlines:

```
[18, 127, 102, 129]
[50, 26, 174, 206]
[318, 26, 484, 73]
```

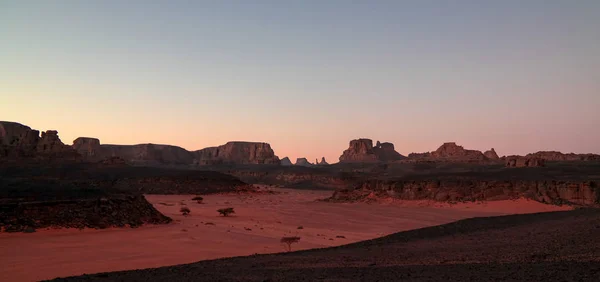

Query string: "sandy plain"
[0, 188, 571, 281]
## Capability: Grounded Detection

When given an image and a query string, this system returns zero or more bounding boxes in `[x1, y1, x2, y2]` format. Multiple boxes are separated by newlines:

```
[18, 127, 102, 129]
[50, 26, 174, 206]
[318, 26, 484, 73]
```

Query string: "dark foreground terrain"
[0, 162, 252, 232]
[51, 208, 600, 281]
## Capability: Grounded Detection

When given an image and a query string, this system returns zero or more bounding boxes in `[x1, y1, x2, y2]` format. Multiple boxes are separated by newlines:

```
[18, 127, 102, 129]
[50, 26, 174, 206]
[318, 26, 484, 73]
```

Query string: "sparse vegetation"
[297, 226, 304, 229]
[281, 236, 301, 252]
[192, 196, 204, 204]
[218, 207, 235, 217]
[180, 207, 191, 216]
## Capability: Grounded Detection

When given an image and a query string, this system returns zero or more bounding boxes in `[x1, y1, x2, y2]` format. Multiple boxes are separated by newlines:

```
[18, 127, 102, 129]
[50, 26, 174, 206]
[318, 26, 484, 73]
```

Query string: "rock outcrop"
[339, 139, 405, 163]
[526, 151, 600, 162]
[0, 191, 171, 232]
[74, 138, 281, 166]
[74, 137, 194, 165]
[328, 179, 599, 206]
[72, 137, 101, 158]
[407, 142, 491, 163]
[505, 156, 545, 167]
[316, 157, 329, 165]
[295, 158, 313, 167]
[484, 148, 499, 160]
[0, 121, 78, 160]
[193, 142, 279, 165]
[374, 141, 405, 162]
[280, 157, 293, 166]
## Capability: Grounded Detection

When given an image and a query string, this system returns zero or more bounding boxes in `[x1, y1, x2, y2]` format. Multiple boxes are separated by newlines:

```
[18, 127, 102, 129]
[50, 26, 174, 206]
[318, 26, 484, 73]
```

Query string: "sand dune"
[0, 188, 570, 282]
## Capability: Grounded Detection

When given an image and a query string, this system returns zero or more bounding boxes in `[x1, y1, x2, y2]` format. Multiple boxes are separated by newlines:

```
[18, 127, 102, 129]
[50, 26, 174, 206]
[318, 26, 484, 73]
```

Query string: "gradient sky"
[1, 0, 599, 163]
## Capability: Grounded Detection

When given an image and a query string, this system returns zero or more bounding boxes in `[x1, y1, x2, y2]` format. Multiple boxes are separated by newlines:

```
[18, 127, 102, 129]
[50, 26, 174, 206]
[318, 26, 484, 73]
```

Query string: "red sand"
[0, 188, 571, 282]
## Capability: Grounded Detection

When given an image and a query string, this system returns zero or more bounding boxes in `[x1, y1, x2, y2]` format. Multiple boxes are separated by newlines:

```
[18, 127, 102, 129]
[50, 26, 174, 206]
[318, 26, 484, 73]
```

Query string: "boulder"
[193, 142, 279, 165]
[280, 157, 293, 166]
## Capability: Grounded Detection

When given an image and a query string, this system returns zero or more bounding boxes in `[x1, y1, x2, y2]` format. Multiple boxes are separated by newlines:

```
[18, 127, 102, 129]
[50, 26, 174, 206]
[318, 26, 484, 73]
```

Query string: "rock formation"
[0, 121, 77, 159]
[505, 156, 545, 167]
[74, 137, 194, 165]
[193, 142, 279, 165]
[316, 157, 329, 165]
[407, 142, 491, 163]
[280, 157, 293, 166]
[339, 139, 405, 163]
[483, 148, 499, 160]
[526, 151, 600, 162]
[328, 179, 599, 206]
[72, 137, 101, 158]
[295, 158, 313, 167]
[373, 141, 405, 162]
[73, 137, 281, 166]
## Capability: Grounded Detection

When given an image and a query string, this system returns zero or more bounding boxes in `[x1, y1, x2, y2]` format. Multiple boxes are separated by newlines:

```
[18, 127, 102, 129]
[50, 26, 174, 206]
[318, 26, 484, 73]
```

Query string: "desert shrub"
[180, 207, 191, 216]
[297, 226, 304, 229]
[217, 207, 235, 217]
[192, 196, 203, 203]
[281, 236, 301, 252]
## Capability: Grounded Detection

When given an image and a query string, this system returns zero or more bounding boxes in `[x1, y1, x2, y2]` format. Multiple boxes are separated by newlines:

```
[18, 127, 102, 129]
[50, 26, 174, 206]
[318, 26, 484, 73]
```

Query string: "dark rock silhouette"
[339, 138, 405, 163]
[295, 158, 313, 167]
[280, 157, 293, 166]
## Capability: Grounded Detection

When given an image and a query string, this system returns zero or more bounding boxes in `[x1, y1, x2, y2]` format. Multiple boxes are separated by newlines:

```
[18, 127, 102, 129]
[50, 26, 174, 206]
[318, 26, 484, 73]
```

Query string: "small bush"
[297, 226, 304, 229]
[180, 207, 191, 216]
[281, 236, 301, 252]
[217, 207, 235, 217]
[192, 196, 204, 203]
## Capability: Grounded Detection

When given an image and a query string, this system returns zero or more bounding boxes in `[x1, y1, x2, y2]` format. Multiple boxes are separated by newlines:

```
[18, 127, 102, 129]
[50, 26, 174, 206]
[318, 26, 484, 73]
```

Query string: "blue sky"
[1, 0, 599, 162]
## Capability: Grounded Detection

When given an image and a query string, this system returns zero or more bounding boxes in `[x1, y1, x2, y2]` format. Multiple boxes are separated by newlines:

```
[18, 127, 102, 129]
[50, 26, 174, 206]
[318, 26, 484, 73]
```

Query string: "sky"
[1, 0, 599, 163]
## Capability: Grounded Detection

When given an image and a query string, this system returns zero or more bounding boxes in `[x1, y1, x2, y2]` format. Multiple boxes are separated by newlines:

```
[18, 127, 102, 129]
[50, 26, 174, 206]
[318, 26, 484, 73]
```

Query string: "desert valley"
[1, 121, 600, 281]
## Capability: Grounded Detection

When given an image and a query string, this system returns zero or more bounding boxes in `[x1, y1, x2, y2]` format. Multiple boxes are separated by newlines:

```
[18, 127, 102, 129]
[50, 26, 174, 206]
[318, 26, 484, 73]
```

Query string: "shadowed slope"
[51, 209, 600, 281]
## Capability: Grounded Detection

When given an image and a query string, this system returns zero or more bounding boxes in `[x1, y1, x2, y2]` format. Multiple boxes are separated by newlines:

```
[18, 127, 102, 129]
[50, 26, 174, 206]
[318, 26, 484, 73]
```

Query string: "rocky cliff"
[526, 151, 600, 162]
[339, 139, 405, 163]
[407, 142, 494, 163]
[0, 121, 78, 160]
[73, 137, 281, 166]
[328, 179, 600, 206]
[73, 137, 194, 165]
[193, 142, 279, 165]
[505, 156, 545, 167]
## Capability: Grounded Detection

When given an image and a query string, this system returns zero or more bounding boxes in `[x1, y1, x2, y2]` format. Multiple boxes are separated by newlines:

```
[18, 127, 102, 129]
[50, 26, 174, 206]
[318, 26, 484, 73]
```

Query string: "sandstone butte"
[279, 157, 293, 166]
[295, 157, 313, 167]
[339, 139, 405, 163]
[72, 137, 280, 166]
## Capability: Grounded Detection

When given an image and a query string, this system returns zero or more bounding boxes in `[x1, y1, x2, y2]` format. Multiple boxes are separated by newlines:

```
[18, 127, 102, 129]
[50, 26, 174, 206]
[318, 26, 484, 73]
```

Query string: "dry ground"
[0, 188, 570, 282]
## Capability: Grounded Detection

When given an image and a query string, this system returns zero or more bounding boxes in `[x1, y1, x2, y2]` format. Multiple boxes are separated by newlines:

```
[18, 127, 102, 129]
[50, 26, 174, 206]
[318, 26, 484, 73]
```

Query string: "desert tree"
[280, 236, 301, 252]
[217, 207, 235, 217]
[180, 207, 191, 216]
[192, 196, 204, 204]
